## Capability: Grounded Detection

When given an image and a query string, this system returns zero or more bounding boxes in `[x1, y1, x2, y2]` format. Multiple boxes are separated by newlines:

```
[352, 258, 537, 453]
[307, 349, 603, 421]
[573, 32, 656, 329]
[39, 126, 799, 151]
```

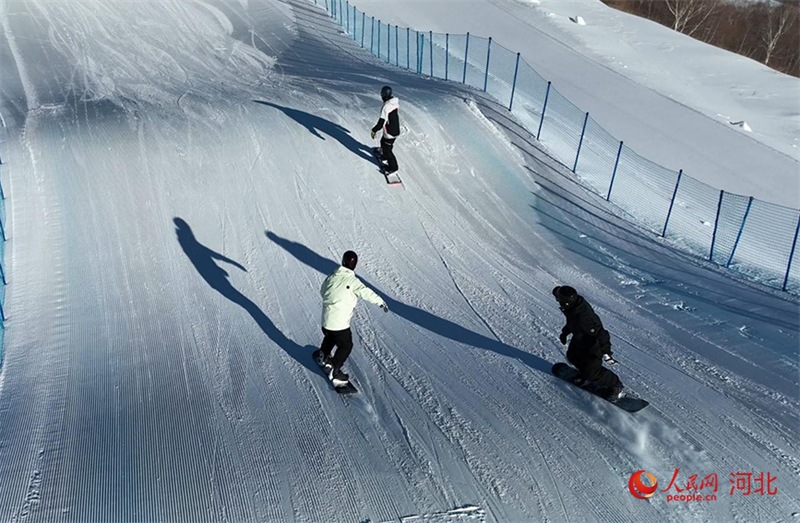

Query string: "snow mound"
[399, 505, 486, 522]
[730, 120, 753, 132]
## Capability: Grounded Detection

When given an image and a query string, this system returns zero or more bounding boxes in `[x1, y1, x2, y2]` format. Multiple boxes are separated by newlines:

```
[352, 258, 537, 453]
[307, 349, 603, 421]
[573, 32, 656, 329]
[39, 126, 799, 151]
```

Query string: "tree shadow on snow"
[173, 218, 320, 380]
[265, 230, 553, 375]
[253, 100, 375, 164]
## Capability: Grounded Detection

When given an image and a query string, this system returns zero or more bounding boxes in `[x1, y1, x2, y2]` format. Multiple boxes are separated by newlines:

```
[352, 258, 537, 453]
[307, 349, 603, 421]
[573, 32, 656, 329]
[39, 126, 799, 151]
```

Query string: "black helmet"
[552, 285, 578, 309]
[342, 250, 358, 270]
[380, 85, 392, 101]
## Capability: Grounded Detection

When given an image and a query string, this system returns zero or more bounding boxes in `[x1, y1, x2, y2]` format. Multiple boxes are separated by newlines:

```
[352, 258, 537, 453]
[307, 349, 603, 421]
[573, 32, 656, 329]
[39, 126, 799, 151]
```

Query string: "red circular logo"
[628, 470, 658, 499]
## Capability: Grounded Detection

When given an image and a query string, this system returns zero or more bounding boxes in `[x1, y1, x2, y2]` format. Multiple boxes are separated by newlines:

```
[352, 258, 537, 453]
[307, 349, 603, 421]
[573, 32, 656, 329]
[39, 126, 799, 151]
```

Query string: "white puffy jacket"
[320, 266, 386, 330]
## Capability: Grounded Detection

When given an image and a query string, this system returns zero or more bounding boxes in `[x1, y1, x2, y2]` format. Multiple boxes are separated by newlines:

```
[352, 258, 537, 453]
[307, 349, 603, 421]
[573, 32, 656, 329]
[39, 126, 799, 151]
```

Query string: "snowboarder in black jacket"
[553, 285, 623, 400]
[370, 85, 400, 174]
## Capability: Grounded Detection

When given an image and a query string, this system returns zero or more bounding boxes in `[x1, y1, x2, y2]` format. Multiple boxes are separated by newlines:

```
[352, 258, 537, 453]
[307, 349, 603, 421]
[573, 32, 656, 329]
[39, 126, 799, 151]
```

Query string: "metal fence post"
[662, 169, 683, 237]
[445, 34, 450, 81]
[783, 211, 800, 291]
[345, 1, 349, 32]
[387, 24, 391, 63]
[429, 31, 434, 77]
[395, 25, 399, 65]
[407, 28, 410, 69]
[606, 141, 623, 202]
[0, 299, 5, 322]
[709, 190, 725, 261]
[377, 20, 381, 57]
[417, 31, 423, 73]
[536, 81, 551, 141]
[361, 12, 365, 47]
[0, 217, 5, 241]
[370, 17, 375, 53]
[463, 32, 470, 84]
[726, 196, 753, 268]
[483, 37, 492, 92]
[508, 52, 521, 111]
[572, 112, 589, 173]
[0, 261, 5, 286]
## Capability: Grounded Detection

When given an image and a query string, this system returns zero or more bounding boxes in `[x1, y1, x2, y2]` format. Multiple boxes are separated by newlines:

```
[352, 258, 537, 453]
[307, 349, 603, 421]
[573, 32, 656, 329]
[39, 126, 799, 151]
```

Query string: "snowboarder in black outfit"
[370, 85, 400, 175]
[553, 285, 624, 401]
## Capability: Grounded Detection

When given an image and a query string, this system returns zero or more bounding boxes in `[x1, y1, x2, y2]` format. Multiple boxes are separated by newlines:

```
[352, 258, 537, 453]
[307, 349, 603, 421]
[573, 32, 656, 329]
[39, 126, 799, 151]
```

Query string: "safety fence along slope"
[314, 0, 800, 294]
[0, 114, 8, 365]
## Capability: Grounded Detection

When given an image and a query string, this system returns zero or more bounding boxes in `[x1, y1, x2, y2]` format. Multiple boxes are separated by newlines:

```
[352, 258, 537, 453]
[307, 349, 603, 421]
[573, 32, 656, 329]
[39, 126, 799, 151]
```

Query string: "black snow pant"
[320, 327, 353, 369]
[566, 340, 621, 391]
[380, 136, 398, 173]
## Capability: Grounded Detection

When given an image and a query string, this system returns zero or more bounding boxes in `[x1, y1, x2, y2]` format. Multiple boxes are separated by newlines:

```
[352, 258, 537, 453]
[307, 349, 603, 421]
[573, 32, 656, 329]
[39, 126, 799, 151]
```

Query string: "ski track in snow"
[0, 0, 797, 522]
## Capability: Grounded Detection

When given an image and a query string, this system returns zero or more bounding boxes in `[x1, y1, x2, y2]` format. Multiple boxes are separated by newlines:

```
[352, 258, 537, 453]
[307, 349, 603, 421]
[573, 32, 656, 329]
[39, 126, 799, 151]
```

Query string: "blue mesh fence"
[788, 220, 800, 293]
[609, 145, 679, 233]
[311, 0, 800, 293]
[574, 116, 618, 196]
[0, 112, 7, 360]
[661, 175, 720, 256]
[446, 34, 469, 83]
[463, 35, 490, 91]
[537, 87, 586, 171]
[509, 62, 551, 141]
[729, 201, 799, 283]
[485, 42, 518, 110]
[429, 33, 450, 80]
[710, 192, 752, 268]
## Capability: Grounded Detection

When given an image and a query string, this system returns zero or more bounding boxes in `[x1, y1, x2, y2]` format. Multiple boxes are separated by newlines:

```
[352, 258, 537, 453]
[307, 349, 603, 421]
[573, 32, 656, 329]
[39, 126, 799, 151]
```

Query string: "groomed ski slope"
[0, 1, 797, 522]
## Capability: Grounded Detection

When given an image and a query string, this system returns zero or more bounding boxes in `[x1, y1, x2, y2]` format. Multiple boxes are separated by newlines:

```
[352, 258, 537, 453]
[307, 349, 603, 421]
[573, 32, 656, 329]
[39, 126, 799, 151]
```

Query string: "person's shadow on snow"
[265, 230, 552, 375]
[253, 100, 375, 163]
[173, 218, 319, 379]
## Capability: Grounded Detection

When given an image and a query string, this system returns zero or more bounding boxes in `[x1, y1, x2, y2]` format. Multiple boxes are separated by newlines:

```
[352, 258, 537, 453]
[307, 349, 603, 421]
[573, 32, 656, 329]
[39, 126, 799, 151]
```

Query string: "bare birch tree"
[665, 0, 719, 37]
[761, 1, 798, 66]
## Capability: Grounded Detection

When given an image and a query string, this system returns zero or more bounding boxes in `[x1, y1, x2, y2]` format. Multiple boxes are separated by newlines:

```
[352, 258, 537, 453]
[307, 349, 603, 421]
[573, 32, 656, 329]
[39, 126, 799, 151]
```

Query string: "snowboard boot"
[571, 375, 589, 387]
[329, 367, 350, 387]
[313, 349, 333, 371]
[605, 383, 624, 402]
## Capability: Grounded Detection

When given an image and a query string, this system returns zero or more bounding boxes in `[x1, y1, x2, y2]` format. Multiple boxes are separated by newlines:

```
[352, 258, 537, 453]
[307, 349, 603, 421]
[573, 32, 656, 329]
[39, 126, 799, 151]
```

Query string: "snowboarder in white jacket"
[314, 251, 388, 386]
[370, 85, 400, 174]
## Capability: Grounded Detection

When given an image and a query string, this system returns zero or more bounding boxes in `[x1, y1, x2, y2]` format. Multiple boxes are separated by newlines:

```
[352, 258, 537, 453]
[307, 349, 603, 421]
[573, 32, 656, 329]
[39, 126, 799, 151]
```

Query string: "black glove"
[559, 331, 568, 345]
[380, 303, 388, 313]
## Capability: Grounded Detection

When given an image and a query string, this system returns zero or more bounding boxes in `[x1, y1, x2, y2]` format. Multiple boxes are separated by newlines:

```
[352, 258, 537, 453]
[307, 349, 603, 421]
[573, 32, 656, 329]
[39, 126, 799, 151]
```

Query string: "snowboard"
[551, 362, 648, 413]
[372, 147, 402, 185]
[313, 350, 358, 395]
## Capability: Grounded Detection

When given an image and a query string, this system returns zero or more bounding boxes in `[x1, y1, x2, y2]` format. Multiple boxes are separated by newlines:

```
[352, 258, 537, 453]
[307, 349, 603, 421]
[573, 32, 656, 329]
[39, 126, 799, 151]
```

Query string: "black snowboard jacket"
[371, 96, 400, 138]
[559, 296, 612, 356]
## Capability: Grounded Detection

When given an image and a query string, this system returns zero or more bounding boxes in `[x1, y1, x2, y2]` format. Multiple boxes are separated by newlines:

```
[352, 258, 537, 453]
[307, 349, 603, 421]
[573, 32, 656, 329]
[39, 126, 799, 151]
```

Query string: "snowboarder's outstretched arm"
[352, 279, 388, 311]
[371, 117, 385, 135]
[210, 250, 247, 272]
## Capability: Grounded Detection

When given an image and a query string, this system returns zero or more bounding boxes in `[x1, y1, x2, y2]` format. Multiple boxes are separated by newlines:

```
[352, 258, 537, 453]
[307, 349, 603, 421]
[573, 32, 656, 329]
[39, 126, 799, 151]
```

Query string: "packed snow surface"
[0, 0, 797, 522]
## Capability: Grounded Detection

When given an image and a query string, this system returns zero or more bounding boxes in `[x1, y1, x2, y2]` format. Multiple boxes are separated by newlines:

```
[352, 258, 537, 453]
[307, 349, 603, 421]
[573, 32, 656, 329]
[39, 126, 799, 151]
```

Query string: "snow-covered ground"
[352, 0, 800, 208]
[0, 0, 797, 522]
